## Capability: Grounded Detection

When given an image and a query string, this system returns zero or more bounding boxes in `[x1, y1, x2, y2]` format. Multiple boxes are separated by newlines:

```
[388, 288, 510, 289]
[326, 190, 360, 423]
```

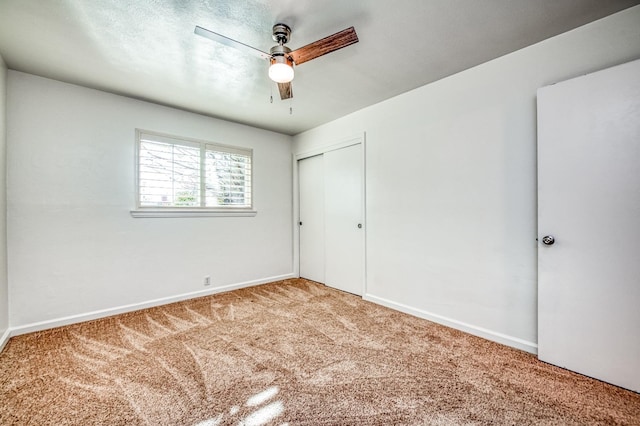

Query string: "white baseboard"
[0, 328, 10, 353]
[363, 293, 538, 354]
[8, 273, 296, 338]
[4, 276, 537, 356]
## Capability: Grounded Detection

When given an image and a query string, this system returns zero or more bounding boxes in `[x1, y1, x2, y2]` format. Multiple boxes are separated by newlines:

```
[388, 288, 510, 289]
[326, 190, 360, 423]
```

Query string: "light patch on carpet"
[240, 401, 284, 426]
[246, 386, 279, 407]
[193, 414, 223, 426]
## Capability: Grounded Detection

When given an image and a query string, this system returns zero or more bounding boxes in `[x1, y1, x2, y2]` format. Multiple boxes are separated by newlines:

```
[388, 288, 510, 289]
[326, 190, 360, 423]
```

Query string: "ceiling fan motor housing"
[270, 45, 294, 70]
[270, 44, 292, 58]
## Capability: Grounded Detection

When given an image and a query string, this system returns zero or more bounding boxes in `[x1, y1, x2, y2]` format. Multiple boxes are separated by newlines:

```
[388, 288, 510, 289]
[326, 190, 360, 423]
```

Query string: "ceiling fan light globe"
[269, 63, 294, 83]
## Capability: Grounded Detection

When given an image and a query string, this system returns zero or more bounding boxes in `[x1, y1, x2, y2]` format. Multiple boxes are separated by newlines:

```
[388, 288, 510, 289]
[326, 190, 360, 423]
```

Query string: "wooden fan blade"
[278, 82, 293, 100]
[290, 27, 358, 65]
[194, 26, 271, 60]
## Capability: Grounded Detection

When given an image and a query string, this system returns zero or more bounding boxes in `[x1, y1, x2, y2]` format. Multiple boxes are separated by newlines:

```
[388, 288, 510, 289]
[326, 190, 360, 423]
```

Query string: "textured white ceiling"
[0, 0, 638, 135]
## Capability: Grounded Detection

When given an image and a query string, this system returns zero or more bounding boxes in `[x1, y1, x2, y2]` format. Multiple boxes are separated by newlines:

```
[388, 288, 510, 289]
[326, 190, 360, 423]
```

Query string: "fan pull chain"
[270, 84, 273, 104]
[290, 98, 293, 115]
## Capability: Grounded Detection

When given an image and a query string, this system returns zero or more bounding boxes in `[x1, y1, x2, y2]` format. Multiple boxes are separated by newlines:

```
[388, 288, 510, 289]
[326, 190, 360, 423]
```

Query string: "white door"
[324, 144, 364, 295]
[298, 154, 325, 283]
[537, 59, 640, 392]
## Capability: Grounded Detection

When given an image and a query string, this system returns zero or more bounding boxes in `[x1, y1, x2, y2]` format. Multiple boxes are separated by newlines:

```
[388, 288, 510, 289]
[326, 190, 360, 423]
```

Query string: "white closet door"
[324, 144, 364, 296]
[537, 59, 640, 392]
[298, 154, 325, 283]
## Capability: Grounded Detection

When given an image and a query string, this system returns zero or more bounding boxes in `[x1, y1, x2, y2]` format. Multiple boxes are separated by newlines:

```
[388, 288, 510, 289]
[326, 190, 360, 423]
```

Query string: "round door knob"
[542, 235, 555, 245]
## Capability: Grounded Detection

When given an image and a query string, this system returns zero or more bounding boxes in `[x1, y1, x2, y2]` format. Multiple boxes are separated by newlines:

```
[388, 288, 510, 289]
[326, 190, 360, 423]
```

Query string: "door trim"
[292, 133, 367, 296]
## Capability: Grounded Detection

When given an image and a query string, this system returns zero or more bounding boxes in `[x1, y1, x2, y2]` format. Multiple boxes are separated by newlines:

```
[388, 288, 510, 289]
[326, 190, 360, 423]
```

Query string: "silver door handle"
[542, 235, 555, 245]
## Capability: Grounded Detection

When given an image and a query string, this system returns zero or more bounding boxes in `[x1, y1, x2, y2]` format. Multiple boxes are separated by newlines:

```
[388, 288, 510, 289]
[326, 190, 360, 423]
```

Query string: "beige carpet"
[1, 278, 638, 425]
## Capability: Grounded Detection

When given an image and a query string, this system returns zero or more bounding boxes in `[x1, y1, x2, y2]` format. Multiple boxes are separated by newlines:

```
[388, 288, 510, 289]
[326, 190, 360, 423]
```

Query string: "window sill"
[130, 209, 257, 218]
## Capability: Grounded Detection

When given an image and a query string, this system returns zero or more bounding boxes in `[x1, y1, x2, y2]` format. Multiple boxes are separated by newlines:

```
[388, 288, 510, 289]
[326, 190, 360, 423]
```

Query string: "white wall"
[0, 54, 8, 344]
[7, 73, 293, 329]
[293, 6, 640, 353]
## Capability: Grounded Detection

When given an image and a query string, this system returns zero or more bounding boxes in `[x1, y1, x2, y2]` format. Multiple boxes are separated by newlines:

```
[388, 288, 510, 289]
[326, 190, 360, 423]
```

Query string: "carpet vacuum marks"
[1, 278, 639, 425]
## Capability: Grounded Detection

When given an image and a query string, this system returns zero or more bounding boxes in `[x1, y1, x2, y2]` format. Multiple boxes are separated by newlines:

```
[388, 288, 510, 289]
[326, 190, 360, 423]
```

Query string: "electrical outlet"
[204, 276, 211, 286]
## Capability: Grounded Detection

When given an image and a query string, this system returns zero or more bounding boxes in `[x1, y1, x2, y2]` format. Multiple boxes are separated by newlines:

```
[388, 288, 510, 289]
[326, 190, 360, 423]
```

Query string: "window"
[132, 130, 255, 217]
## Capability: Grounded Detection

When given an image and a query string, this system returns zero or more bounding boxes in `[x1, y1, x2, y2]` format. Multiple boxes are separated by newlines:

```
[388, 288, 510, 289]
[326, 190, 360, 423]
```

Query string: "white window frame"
[130, 129, 256, 218]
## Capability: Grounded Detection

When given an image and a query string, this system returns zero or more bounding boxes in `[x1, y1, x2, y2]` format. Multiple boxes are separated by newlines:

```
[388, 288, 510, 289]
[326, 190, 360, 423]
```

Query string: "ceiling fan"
[194, 23, 359, 100]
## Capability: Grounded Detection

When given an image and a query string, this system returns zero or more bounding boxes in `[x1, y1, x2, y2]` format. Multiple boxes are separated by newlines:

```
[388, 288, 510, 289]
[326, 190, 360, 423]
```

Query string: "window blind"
[137, 131, 252, 209]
